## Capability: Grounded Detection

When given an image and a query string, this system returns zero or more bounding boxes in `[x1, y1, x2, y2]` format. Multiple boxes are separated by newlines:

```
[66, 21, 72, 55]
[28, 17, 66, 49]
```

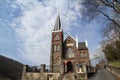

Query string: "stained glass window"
[66, 48, 74, 58]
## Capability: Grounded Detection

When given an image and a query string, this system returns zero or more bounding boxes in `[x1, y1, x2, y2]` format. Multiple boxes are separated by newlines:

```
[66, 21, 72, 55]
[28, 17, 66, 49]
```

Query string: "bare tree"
[82, 0, 120, 27]
[82, 0, 120, 61]
[102, 23, 120, 41]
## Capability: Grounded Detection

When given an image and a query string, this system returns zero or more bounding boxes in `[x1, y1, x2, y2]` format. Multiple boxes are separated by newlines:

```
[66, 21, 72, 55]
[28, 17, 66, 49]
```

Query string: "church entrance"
[67, 61, 73, 72]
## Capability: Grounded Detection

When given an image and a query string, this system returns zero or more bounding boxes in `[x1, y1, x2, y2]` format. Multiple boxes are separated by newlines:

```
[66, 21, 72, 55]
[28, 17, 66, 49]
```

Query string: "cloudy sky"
[0, 0, 106, 65]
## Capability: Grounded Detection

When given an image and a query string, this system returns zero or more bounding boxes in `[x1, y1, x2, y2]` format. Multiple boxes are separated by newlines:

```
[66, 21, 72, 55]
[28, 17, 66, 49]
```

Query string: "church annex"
[21, 15, 91, 80]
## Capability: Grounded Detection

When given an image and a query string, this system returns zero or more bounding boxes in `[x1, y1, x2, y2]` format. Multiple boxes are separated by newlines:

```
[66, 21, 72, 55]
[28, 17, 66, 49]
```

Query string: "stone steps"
[62, 73, 75, 80]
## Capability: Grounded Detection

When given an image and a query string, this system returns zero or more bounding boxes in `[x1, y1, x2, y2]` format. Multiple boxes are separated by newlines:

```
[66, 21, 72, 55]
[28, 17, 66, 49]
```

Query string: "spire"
[85, 38, 88, 48]
[54, 14, 61, 31]
[76, 34, 78, 48]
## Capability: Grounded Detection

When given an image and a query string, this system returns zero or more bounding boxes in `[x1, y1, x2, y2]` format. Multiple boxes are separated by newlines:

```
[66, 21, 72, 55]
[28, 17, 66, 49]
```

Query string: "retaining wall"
[106, 64, 120, 80]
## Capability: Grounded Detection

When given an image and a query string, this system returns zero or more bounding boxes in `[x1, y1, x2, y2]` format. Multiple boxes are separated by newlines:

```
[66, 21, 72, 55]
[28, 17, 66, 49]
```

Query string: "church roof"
[78, 42, 88, 50]
[64, 35, 76, 41]
[53, 14, 61, 31]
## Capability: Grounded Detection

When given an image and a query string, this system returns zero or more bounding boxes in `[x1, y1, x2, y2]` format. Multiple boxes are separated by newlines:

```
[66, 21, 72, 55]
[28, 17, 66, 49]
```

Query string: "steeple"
[54, 14, 61, 31]
[50, 14, 63, 73]
[85, 38, 88, 48]
[76, 34, 78, 48]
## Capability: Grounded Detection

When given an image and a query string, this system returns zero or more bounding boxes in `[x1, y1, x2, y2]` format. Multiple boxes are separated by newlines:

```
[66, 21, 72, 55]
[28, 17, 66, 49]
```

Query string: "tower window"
[54, 45, 57, 51]
[54, 45, 60, 52]
[54, 35, 60, 40]
[57, 45, 60, 51]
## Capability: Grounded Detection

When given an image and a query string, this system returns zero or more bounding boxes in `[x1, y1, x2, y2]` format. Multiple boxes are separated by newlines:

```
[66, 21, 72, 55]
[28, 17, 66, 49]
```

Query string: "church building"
[21, 15, 91, 80]
[50, 14, 90, 73]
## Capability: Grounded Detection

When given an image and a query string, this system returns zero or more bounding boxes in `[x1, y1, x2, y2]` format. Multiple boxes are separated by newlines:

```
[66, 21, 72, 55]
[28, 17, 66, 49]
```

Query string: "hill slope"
[0, 55, 23, 80]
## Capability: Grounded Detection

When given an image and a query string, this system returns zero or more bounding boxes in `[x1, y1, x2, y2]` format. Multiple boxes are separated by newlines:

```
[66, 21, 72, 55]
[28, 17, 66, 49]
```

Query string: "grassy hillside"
[0, 55, 23, 80]
[109, 61, 120, 67]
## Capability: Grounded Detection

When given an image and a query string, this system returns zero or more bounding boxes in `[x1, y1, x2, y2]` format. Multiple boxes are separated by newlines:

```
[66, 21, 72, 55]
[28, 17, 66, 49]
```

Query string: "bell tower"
[50, 15, 63, 72]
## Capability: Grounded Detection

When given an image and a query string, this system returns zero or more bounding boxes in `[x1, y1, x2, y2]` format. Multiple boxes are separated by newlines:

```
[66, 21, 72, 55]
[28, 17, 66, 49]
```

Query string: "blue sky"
[0, 0, 106, 65]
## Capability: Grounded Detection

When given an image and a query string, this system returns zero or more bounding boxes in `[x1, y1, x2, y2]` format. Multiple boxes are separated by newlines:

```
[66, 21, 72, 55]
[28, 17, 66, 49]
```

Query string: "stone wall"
[21, 65, 61, 80]
[21, 64, 89, 80]
[22, 72, 60, 80]
[106, 64, 120, 80]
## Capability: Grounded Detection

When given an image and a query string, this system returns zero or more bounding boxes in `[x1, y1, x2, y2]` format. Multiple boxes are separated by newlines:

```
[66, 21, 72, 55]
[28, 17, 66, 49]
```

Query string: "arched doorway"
[67, 61, 73, 72]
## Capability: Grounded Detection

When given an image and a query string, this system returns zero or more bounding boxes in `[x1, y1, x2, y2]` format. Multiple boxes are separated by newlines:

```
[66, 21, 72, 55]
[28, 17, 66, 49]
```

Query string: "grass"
[109, 61, 120, 67]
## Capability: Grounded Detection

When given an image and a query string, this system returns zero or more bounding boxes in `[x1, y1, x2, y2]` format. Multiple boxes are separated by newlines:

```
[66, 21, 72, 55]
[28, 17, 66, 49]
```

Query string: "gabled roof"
[64, 35, 76, 42]
[53, 14, 61, 31]
[78, 42, 88, 50]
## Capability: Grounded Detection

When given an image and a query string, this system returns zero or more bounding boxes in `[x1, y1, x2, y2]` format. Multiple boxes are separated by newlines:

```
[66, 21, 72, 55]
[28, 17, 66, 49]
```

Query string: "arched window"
[57, 45, 60, 51]
[54, 45, 57, 51]
[66, 48, 74, 58]
[54, 35, 60, 40]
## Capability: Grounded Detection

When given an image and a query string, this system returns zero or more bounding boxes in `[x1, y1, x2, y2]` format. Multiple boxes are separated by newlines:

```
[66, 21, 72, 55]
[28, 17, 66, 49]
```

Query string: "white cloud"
[12, 0, 84, 65]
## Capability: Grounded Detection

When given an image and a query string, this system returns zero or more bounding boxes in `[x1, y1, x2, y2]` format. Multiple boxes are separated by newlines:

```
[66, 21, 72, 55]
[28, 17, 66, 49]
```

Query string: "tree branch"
[98, 10, 120, 28]
[102, 0, 113, 8]
[101, 0, 120, 14]
[84, 0, 120, 27]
